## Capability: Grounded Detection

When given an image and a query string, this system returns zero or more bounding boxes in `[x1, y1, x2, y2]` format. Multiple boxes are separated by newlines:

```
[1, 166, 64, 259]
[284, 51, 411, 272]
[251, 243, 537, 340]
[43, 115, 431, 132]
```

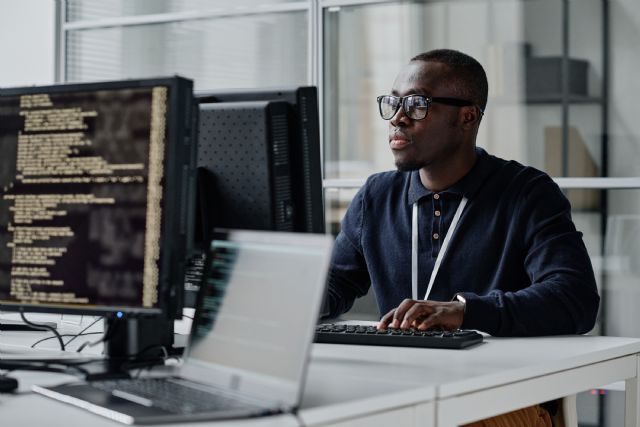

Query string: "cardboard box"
[544, 126, 601, 210]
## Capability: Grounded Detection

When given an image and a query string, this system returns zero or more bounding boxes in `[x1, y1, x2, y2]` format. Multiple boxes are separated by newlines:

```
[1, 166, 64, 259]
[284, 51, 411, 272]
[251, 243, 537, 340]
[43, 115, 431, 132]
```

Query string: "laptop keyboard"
[91, 378, 259, 415]
[315, 323, 483, 349]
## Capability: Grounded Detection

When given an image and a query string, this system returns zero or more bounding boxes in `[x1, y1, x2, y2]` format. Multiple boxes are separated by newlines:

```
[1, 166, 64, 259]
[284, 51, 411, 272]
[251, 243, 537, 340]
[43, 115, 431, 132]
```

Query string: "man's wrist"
[453, 293, 467, 314]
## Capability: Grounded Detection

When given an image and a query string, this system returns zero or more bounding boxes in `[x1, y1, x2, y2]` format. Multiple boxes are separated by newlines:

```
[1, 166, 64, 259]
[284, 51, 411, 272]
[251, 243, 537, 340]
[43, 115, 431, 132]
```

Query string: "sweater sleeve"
[324, 185, 372, 319]
[460, 174, 600, 336]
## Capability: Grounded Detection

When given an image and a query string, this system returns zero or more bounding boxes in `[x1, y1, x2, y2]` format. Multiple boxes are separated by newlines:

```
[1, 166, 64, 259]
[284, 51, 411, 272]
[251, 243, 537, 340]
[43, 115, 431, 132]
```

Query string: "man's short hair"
[411, 49, 488, 111]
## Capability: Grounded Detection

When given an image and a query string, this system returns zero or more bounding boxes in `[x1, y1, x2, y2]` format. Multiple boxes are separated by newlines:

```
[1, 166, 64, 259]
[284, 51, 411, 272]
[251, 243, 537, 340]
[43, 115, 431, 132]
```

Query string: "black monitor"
[195, 86, 324, 235]
[179, 87, 324, 309]
[0, 77, 197, 324]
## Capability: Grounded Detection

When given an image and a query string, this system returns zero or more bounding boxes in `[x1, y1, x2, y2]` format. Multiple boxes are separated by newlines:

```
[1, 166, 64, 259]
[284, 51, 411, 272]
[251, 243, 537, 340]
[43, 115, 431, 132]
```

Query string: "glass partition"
[322, 0, 605, 181]
[66, 13, 308, 89]
[66, 0, 304, 22]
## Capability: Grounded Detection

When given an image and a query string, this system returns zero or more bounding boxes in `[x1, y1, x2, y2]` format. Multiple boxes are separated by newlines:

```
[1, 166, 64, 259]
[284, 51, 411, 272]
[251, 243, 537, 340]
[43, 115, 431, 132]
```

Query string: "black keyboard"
[91, 378, 257, 415]
[315, 323, 483, 349]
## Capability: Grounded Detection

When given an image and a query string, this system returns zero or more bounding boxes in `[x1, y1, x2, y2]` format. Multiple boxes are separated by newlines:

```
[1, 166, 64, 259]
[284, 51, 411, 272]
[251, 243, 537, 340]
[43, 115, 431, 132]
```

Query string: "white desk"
[2, 329, 640, 427]
[303, 335, 640, 427]
[300, 353, 436, 427]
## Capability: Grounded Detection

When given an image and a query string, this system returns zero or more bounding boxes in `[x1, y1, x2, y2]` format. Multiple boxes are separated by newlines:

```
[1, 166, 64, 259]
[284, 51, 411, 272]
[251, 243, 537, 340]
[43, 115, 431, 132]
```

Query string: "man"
[325, 48, 600, 425]
[326, 48, 599, 335]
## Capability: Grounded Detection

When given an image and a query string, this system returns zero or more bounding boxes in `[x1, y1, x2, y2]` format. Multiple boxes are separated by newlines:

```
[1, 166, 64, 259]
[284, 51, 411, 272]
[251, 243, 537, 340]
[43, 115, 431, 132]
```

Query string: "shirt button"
[433, 194, 440, 200]
[433, 233, 439, 240]
[434, 210, 441, 217]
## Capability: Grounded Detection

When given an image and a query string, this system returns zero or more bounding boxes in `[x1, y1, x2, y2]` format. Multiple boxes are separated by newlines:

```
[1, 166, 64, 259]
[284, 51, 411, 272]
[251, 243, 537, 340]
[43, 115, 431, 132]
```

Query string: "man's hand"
[378, 299, 465, 331]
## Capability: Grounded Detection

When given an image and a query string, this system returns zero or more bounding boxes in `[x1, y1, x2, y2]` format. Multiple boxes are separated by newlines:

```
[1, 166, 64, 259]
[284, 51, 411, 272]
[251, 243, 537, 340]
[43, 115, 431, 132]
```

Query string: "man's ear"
[460, 106, 481, 129]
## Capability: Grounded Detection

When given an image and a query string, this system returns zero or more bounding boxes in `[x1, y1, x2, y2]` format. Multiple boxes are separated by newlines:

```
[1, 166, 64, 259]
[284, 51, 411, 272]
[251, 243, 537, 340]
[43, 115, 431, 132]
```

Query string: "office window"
[66, 0, 302, 22]
[322, 0, 605, 180]
[65, 14, 307, 90]
[63, 2, 309, 90]
[597, 189, 640, 337]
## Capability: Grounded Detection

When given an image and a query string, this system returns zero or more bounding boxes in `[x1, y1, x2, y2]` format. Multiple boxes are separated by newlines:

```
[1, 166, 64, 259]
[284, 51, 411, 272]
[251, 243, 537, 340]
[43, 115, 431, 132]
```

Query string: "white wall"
[0, 0, 56, 87]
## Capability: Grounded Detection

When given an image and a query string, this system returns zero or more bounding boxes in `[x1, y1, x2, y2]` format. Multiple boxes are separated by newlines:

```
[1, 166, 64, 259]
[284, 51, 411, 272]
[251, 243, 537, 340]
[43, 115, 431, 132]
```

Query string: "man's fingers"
[402, 303, 432, 328]
[378, 308, 396, 329]
[392, 299, 416, 328]
[415, 307, 462, 331]
[416, 315, 438, 331]
[379, 299, 418, 329]
[379, 299, 462, 330]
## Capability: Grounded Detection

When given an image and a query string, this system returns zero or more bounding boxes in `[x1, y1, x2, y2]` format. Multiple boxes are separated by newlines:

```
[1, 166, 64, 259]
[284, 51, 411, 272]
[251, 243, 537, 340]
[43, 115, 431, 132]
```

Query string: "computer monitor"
[197, 100, 294, 234]
[180, 87, 324, 308]
[0, 77, 197, 322]
[195, 86, 325, 235]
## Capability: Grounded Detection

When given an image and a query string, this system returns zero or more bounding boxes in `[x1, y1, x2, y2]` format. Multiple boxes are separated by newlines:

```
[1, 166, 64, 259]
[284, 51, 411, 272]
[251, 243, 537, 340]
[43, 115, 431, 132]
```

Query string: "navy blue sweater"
[326, 148, 600, 336]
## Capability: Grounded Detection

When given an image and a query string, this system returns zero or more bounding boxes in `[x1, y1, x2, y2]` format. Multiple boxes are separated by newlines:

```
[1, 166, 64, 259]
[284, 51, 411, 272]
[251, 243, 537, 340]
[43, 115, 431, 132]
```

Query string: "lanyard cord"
[411, 197, 468, 300]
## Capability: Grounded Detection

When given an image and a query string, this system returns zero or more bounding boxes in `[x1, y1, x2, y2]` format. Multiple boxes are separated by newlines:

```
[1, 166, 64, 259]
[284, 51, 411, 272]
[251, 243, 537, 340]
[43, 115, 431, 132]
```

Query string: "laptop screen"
[185, 230, 332, 402]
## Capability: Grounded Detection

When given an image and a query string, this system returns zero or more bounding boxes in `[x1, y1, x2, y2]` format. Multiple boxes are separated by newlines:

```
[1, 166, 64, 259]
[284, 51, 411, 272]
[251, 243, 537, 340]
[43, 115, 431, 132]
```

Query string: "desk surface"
[301, 335, 640, 426]
[308, 334, 640, 399]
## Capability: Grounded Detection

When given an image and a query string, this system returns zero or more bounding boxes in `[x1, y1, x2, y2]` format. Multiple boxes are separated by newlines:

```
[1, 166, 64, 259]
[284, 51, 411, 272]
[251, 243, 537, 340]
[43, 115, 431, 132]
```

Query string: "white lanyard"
[411, 196, 468, 300]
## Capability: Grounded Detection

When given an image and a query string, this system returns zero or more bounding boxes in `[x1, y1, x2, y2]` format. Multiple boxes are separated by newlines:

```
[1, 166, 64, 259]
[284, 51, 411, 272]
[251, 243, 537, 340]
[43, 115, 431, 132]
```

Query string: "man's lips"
[389, 135, 411, 150]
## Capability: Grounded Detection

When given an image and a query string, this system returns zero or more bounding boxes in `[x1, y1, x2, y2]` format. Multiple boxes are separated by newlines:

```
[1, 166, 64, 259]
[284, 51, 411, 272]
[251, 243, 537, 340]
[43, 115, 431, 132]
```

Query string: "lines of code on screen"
[0, 86, 168, 311]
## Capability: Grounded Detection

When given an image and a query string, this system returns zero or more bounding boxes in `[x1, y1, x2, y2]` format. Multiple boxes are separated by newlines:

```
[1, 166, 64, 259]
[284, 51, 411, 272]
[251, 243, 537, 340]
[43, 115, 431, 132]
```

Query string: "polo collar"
[407, 147, 493, 205]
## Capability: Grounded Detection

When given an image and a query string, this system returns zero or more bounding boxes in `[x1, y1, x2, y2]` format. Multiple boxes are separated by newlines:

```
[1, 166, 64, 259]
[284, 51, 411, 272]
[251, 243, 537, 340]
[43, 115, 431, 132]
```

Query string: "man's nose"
[389, 104, 410, 127]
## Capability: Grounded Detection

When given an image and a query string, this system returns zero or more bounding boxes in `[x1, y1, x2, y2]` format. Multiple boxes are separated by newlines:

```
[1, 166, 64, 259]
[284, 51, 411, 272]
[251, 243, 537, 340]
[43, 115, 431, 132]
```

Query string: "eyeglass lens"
[379, 95, 430, 120]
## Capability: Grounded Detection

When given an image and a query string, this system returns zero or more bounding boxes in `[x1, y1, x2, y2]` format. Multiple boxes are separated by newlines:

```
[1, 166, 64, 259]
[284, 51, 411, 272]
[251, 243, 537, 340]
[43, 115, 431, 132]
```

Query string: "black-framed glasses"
[376, 94, 480, 121]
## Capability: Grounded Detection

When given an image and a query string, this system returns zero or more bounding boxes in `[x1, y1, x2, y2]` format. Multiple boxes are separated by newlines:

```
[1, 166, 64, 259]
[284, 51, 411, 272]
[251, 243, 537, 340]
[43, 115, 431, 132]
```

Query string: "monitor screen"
[0, 77, 196, 316]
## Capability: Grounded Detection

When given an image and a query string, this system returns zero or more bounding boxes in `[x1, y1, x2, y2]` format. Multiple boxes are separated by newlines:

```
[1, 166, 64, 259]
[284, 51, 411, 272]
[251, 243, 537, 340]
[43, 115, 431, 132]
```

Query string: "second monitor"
[198, 100, 294, 233]
[195, 86, 324, 237]
[182, 87, 324, 308]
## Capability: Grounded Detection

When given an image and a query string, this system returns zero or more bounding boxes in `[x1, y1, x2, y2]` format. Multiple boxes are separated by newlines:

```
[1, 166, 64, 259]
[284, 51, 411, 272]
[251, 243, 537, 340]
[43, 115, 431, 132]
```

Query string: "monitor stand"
[0, 319, 58, 331]
[102, 317, 176, 372]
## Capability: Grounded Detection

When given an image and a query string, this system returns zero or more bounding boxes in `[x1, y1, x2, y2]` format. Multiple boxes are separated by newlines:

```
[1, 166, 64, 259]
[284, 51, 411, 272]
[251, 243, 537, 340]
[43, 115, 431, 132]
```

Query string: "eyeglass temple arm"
[431, 97, 485, 114]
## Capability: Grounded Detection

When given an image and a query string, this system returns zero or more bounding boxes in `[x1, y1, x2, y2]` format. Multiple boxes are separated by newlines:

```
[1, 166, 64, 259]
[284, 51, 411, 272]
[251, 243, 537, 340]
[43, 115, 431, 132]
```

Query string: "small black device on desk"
[0, 376, 18, 393]
[315, 323, 483, 349]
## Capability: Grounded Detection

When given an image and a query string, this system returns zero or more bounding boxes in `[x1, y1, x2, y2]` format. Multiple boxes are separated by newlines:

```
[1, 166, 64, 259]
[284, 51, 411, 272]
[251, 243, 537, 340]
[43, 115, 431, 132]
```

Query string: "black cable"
[181, 314, 194, 320]
[76, 317, 115, 353]
[19, 309, 65, 351]
[31, 332, 102, 349]
[64, 316, 104, 348]
[131, 345, 169, 362]
[114, 345, 170, 373]
[75, 335, 102, 353]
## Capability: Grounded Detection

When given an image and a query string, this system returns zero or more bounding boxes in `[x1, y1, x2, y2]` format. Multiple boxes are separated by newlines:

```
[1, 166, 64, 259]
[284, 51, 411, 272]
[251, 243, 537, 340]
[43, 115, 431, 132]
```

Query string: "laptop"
[33, 230, 333, 424]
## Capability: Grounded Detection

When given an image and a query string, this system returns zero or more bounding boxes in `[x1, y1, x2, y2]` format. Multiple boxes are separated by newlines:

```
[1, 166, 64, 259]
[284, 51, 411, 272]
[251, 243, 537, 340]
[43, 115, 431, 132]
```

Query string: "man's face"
[387, 61, 465, 171]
